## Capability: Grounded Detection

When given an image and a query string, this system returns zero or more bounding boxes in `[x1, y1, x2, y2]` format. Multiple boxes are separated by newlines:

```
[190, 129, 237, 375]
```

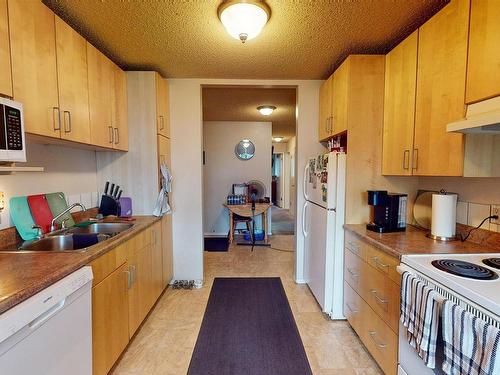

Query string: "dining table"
[223, 203, 272, 244]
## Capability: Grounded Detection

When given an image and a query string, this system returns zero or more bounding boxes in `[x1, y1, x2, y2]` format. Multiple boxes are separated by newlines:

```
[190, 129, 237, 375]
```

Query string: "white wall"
[0, 142, 98, 229]
[203, 121, 272, 236]
[169, 79, 323, 283]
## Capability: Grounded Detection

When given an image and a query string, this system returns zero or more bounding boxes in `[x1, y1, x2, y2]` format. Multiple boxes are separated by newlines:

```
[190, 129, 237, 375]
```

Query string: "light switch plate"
[0, 191, 4, 211]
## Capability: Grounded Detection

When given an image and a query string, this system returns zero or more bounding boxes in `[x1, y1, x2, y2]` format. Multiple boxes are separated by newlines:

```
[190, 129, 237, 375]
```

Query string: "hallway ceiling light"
[218, 1, 271, 43]
[273, 137, 283, 142]
[257, 105, 276, 116]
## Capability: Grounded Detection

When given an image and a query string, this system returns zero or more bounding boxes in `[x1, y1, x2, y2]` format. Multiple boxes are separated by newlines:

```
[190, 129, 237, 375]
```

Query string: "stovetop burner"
[431, 259, 499, 280]
[483, 258, 500, 270]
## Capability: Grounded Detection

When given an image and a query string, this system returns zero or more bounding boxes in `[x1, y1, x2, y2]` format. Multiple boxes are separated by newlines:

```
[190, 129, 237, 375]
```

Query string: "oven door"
[398, 322, 445, 375]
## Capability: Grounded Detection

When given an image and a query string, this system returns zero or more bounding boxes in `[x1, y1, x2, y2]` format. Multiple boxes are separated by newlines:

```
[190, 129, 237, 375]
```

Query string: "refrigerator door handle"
[303, 164, 309, 200]
[302, 201, 309, 237]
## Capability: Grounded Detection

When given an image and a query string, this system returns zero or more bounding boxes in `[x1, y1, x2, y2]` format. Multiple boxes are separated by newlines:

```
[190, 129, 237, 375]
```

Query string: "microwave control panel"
[4, 105, 23, 150]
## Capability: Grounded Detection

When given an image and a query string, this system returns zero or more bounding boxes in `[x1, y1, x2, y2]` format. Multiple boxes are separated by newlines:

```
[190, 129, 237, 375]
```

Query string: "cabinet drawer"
[344, 231, 367, 260]
[344, 281, 362, 332]
[345, 247, 400, 333]
[89, 242, 128, 286]
[365, 245, 400, 285]
[359, 298, 398, 375]
[344, 247, 363, 291]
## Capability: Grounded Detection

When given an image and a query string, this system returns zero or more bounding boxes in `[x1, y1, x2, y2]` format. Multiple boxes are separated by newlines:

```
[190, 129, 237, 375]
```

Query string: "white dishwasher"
[0, 266, 93, 375]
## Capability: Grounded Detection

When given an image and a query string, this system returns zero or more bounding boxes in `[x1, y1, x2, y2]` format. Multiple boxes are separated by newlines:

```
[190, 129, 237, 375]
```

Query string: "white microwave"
[0, 97, 25, 162]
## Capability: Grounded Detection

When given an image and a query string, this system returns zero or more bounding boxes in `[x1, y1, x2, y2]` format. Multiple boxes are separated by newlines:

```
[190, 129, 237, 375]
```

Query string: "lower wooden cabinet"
[128, 241, 153, 337]
[89, 222, 173, 374]
[344, 231, 400, 375]
[92, 262, 130, 375]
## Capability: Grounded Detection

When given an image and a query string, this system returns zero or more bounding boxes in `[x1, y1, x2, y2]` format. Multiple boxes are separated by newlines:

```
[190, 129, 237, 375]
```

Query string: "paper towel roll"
[431, 193, 458, 238]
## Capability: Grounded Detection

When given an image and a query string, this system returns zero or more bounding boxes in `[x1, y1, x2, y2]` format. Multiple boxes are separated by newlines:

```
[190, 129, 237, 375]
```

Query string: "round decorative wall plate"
[235, 139, 255, 160]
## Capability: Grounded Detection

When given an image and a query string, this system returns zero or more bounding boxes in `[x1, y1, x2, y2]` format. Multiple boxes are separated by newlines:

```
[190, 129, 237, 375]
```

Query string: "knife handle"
[104, 181, 109, 195]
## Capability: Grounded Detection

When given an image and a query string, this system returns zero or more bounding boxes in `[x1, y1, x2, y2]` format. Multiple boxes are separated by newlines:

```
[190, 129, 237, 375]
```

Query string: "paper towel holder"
[426, 189, 460, 242]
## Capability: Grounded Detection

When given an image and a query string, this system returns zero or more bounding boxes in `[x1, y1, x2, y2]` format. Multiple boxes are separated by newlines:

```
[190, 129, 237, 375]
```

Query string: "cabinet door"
[318, 77, 332, 141]
[332, 61, 349, 135]
[158, 134, 171, 190]
[92, 263, 130, 375]
[112, 65, 129, 151]
[55, 16, 91, 144]
[128, 243, 153, 337]
[0, 0, 12, 97]
[414, 0, 468, 176]
[8, 0, 60, 138]
[161, 214, 173, 287]
[156, 73, 169, 137]
[151, 221, 163, 301]
[87, 42, 113, 148]
[382, 31, 418, 176]
[466, 0, 500, 104]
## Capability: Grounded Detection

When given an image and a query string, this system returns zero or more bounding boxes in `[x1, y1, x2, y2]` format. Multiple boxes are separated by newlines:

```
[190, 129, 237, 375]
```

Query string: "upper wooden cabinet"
[55, 16, 91, 144]
[112, 65, 129, 151]
[0, 0, 12, 97]
[318, 76, 333, 141]
[332, 62, 348, 134]
[382, 31, 418, 176]
[413, 0, 468, 176]
[8, 0, 60, 138]
[466, 0, 500, 104]
[156, 73, 170, 138]
[87, 42, 113, 148]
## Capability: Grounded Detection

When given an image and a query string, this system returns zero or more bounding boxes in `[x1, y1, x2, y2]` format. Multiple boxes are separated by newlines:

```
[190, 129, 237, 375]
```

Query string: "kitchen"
[0, 0, 499, 374]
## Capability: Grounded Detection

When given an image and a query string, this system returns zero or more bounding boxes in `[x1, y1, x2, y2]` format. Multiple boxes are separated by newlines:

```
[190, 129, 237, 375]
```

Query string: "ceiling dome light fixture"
[218, 1, 271, 43]
[273, 137, 283, 142]
[257, 105, 276, 116]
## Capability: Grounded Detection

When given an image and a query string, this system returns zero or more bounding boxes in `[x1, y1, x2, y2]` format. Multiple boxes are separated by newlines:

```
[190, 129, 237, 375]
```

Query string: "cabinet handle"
[346, 303, 358, 314]
[330, 116, 333, 133]
[108, 126, 113, 144]
[63, 111, 71, 133]
[129, 265, 136, 285]
[370, 289, 389, 306]
[114, 127, 119, 144]
[52, 107, 61, 131]
[403, 150, 410, 170]
[124, 270, 131, 289]
[160, 115, 164, 130]
[369, 331, 387, 349]
[371, 256, 389, 270]
[347, 241, 359, 254]
[346, 267, 359, 278]
[412, 148, 418, 170]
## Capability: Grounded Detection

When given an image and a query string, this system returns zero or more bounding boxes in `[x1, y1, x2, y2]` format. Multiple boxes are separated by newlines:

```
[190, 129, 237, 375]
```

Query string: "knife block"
[98, 195, 121, 217]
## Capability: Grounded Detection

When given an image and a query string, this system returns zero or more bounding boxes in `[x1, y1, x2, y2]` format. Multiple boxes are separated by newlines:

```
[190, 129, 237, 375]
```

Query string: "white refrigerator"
[302, 151, 346, 319]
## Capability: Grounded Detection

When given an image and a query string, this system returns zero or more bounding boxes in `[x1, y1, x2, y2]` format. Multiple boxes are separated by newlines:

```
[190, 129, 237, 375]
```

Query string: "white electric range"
[397, 252, 500, 375]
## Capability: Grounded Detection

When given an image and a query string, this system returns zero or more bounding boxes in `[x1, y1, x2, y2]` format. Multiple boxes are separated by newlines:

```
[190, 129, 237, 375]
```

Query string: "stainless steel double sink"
[17, 222, 134, 252]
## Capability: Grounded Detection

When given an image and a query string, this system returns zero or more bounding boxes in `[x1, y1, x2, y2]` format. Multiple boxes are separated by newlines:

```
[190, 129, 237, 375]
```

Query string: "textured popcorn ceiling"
[43, 0, 448, 79]
[202, 87, 296, 139]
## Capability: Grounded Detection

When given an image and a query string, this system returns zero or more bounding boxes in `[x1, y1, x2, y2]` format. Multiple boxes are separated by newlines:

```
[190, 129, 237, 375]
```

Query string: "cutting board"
[27, 194, 53, 234]
[9, 196, 37, 241]
[46, 192, 75, 228]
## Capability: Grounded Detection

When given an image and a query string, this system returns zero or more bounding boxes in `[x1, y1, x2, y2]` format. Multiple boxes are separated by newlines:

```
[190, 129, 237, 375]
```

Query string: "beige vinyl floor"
[112, 235, 383, 375]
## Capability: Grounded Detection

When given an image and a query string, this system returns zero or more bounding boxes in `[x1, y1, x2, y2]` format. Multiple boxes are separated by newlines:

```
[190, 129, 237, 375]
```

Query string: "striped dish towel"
[442, 300, 500, 375]
[400, 271, 440, 368]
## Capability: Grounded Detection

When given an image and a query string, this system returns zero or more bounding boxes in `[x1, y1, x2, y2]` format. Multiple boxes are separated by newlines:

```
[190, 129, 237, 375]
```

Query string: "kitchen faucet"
[50, 203, 87, 232]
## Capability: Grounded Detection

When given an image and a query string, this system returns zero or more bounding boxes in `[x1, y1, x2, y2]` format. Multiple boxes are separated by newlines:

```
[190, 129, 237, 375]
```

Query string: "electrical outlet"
[491, 205, 500, 224]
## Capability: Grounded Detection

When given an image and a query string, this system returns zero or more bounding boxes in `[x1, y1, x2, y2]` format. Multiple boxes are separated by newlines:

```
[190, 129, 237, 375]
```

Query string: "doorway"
[201, 85, 297, 246]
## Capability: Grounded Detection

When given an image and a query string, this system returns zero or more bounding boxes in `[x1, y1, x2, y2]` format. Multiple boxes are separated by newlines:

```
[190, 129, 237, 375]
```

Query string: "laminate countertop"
[0, 216, 160, 315]
[344, 224, 500, 259]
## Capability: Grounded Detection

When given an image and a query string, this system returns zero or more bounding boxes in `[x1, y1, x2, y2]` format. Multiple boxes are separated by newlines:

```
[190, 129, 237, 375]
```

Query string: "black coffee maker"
[366, 190, 408, 233]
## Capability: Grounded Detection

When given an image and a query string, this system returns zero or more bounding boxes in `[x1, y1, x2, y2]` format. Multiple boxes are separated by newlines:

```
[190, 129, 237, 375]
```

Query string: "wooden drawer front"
[90, 242, 128, 286]
[359, 298, 398, 375]
[344, 247, 363, 291]
[344, 281, 362, 332]
[359, 260, 400, 333]
[345, 231, 366, 261]
[365, 245, 400, 285]
[345, 247, 400, 333]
